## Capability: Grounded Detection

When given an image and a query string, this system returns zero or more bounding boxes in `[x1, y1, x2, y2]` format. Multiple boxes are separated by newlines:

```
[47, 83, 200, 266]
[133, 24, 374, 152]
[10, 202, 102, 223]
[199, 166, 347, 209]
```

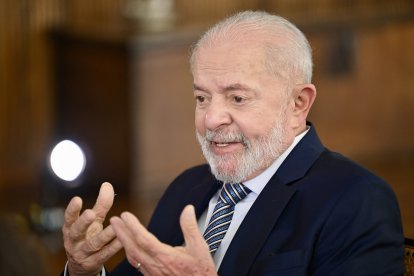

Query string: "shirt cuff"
[63, 261, 106, 276]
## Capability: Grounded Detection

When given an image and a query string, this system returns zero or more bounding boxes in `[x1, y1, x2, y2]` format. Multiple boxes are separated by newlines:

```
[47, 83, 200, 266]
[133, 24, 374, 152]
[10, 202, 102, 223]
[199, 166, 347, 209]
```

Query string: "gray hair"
[190, 10, 313, 84]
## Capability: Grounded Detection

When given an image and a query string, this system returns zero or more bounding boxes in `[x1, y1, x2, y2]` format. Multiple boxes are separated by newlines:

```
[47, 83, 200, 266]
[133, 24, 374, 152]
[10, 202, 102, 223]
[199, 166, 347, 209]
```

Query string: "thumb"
[180, 205, 207, 250]
[92, 182, 115, 220]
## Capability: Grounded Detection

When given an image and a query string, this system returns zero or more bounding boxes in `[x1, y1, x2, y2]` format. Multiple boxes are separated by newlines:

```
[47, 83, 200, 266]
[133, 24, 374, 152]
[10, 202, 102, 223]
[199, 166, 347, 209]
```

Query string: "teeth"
[216, 143, 229, 147]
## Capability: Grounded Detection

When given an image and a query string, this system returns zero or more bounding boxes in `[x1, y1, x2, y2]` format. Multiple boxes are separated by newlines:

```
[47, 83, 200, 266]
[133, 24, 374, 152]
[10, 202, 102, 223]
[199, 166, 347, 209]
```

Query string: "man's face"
[193, 39, 295, 183]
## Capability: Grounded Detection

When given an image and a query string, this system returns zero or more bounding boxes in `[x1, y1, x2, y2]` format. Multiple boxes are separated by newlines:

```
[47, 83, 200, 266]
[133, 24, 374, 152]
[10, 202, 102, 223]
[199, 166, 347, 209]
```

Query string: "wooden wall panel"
[0, 0, 64, 189]
[0, 1, 413, 274]
[65, 0, 126, 31]
[309, 22, 414, 158]
[174, 0, 260, 26]
[1, 0, 414, 212]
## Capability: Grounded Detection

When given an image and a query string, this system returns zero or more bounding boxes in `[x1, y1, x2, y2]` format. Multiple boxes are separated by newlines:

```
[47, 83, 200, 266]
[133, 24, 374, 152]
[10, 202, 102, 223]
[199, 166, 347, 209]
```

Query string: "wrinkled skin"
[62, 182, 122, 276]
[110, 205, 217, 276]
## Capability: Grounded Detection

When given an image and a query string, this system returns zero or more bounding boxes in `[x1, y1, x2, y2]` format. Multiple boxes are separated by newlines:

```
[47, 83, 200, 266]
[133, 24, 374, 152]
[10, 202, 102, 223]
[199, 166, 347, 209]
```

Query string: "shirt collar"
[243, 126, 310, 195]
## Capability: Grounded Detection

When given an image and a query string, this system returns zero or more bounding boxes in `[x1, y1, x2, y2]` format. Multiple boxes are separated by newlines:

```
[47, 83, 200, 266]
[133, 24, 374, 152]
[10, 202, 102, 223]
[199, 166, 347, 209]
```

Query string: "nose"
[204, 98, 232, 131]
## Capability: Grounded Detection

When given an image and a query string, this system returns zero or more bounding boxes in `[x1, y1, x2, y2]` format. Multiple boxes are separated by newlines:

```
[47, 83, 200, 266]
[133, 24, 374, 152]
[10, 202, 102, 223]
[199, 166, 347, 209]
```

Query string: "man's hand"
[110, 205, 217, 276]
[62, 182, 123, 276]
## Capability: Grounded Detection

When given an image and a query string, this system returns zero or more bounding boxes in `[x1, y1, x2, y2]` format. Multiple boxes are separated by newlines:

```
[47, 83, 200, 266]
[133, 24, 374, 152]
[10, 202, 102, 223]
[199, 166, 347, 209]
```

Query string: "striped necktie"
[203, 183, 251, 256]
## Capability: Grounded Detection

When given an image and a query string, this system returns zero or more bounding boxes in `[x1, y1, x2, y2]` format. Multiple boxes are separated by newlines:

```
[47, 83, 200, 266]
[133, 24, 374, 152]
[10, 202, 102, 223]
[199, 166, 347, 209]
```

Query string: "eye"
[195, 95, 205, 103]
[233, 96, 244, 103]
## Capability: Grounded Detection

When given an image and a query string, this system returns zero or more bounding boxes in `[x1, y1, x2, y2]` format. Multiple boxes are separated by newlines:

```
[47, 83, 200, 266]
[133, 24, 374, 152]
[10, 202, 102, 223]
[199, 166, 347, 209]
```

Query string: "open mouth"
[214, 142, 231, 147]
[212, 141, 241, 146]
[209, 141, 245, 155]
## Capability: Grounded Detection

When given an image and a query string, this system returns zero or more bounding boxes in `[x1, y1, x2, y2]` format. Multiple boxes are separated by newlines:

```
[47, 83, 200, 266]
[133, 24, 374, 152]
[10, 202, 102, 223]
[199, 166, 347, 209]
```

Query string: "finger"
[117, 212, 174, 274]
[69, 209, 96, 241]
[180, 205, 207, 250]
[64, 196, 83, 228]
[110, 216, 156, 270]
[92, 182, 115, 221]
[110, 216, 136, 248]
[95, 236, 123, 264]
[82, 224, 117, 253]
[86, 220, 105, 238]
[67, 237, 123, 276]
[180, 206, 216, 274]
[119, 212, 163, 254]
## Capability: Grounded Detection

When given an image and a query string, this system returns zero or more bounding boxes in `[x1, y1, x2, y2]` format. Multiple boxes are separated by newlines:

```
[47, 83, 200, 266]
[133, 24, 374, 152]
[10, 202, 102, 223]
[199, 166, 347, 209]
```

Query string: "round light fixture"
[49, 140, 86, 182]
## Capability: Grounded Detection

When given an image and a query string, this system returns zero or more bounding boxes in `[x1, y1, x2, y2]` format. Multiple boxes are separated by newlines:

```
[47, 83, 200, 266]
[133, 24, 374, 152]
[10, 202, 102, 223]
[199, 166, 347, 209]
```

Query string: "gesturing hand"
[62, 182, 123, 276]
[110, 205, 217, 276]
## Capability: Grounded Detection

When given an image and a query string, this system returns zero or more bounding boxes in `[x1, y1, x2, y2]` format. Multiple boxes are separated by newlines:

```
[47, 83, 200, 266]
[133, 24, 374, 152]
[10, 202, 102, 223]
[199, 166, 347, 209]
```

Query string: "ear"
[290, 84, 317, 129]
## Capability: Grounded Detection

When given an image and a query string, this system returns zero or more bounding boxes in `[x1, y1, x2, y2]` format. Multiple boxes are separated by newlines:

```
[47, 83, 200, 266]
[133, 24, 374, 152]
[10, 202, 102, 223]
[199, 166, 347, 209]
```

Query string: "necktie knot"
[219, 183, 251, 207]
[203, 183, 251, 256]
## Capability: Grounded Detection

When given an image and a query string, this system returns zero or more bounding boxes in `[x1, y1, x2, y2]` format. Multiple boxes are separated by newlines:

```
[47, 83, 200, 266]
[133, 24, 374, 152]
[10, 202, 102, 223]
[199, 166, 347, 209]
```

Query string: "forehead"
[193, 39, 268, 77]
[192, 40, 289, 97]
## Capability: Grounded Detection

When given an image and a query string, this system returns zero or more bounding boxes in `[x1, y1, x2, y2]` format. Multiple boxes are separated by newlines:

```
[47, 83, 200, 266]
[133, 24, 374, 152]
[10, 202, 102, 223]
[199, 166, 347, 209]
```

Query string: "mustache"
[204, 129, 250, 146]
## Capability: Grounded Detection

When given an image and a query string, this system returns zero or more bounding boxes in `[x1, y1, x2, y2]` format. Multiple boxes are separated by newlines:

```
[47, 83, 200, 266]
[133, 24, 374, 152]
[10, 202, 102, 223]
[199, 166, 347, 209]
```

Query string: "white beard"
[196, 113, 290, 184]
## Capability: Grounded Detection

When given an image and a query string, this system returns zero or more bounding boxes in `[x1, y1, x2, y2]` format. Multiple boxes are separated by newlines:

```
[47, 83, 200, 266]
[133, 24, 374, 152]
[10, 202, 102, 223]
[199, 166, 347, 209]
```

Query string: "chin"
[210, 161, 254, 184]
[210, 163, 237, 182]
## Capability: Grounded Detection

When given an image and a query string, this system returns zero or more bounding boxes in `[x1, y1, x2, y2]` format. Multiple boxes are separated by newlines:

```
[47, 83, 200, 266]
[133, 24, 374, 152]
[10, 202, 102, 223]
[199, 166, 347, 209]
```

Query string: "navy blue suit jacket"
[110, 126, 404, 275]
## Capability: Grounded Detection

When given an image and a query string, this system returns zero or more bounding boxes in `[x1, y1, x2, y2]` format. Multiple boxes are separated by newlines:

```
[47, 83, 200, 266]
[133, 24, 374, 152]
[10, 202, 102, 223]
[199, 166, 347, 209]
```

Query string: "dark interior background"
[1, 1, 413, 274]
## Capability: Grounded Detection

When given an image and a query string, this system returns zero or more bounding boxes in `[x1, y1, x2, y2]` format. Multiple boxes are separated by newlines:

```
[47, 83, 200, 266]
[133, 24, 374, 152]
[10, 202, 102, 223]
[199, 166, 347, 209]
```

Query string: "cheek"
[194, 111, 205, 133]
[237, 111, 277, 136]
[236, 119, 272, 140]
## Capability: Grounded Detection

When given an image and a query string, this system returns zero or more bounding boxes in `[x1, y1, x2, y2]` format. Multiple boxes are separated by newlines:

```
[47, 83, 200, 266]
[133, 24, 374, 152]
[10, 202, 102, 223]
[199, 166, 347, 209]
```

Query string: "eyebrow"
[223, 83, 255, 93]
[193, 83, 207, 92]
[193, 83, 256, 93]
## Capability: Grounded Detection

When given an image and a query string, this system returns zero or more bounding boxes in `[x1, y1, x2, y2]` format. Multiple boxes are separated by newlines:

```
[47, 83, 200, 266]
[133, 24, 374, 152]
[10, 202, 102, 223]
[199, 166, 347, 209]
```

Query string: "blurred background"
[0, 0, 413, 274]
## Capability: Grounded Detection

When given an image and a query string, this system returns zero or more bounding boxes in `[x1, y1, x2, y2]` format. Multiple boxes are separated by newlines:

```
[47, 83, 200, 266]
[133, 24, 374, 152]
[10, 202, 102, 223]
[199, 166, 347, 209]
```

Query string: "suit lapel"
[190, 177, 221, 220]
[218, 125, 325, 275]
[167, 175, 220, 246]
[218, 174, 297, 275]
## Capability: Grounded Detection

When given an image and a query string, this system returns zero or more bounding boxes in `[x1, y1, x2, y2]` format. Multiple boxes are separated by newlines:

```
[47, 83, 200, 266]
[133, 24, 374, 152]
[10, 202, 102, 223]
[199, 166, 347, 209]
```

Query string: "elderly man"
[62, 11, 404, 275]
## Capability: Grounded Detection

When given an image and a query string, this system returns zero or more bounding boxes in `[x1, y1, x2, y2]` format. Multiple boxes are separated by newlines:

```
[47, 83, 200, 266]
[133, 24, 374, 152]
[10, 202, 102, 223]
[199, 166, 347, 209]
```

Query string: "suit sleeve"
[311, 176, 405, 275]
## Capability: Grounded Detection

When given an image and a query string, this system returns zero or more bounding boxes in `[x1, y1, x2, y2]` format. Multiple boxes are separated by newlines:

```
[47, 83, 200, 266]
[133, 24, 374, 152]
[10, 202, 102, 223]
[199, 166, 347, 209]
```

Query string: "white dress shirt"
[197, 128, 309, 269]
